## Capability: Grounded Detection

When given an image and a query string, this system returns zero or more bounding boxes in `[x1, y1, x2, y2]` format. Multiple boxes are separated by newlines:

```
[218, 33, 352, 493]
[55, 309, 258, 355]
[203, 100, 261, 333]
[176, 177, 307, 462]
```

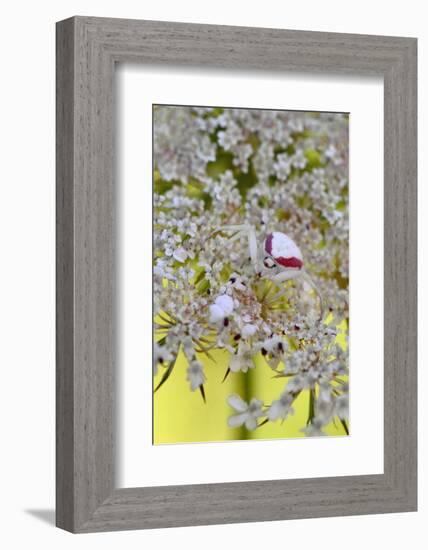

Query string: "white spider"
[220, 224, 323, 320]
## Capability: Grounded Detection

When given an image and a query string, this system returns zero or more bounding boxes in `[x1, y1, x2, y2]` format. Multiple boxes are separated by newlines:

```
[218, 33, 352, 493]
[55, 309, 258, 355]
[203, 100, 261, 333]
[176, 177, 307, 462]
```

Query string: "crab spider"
[221, 224, 323, 320]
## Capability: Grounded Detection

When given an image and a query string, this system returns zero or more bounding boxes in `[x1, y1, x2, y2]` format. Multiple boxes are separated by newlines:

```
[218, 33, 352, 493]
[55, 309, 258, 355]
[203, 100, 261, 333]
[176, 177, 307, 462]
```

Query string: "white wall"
[0, 1, 425, 548]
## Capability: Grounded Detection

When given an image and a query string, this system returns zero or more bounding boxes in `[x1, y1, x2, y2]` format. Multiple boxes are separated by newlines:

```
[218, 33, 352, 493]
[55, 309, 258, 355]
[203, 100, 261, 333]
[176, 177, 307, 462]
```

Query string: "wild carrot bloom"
[154, 105, 349, 438]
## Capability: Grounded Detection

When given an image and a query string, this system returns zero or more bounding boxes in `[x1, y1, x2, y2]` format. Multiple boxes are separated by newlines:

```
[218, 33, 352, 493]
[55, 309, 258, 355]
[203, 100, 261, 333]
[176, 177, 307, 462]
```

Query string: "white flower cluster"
[154, 105, 349, 437]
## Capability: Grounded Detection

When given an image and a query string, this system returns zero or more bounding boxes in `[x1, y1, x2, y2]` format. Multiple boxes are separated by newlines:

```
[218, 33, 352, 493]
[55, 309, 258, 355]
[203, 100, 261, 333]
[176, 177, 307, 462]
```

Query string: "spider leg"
[220, 224, 260, 272]
[266, 269, 300, 303]
[269, 269, 324, 321]
[300, 270, 324, 321]
[270, 269, 300, 283]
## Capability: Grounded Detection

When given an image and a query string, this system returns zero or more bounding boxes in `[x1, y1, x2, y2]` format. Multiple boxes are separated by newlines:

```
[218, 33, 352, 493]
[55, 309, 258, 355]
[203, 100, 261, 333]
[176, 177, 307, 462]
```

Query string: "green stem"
[307, 388, 315, 425]
[339, 418, 349, 435]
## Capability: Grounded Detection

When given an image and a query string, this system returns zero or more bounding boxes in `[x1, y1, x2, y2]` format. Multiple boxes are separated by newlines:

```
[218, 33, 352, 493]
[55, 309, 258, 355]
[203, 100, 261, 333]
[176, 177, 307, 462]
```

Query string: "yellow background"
[154, 329, 348, 444]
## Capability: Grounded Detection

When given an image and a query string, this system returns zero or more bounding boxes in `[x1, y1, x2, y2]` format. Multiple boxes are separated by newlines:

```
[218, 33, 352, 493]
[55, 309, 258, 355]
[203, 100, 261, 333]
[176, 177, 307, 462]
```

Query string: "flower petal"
[228, 413, 247, 428]
[229, 355, 242, 372]
[242, 324, 257, 338]
[215, 294, 234, 315]
[245, 416, 258, 431]
[227, 393, 248, 412]
[268, 400, 284, 421]
[208, 304, 224, 323]
[173, 247, 188, 263]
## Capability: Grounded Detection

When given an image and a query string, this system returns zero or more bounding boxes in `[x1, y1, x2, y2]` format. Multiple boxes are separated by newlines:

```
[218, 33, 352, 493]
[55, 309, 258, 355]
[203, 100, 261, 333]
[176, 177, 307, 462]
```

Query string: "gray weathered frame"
[56, 16, 417, 533]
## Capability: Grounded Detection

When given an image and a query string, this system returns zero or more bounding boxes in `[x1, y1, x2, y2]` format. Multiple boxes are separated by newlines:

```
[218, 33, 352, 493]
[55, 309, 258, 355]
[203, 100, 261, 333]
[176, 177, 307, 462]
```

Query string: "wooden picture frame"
[56, 16, 417, 533]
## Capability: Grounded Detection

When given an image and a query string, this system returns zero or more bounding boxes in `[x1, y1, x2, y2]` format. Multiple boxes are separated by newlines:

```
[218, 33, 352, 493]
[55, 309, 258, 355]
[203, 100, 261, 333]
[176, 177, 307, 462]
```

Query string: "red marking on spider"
[275, 256, 303, 269]
[264, 233, 303, 269]
[265, 233, 274, 255]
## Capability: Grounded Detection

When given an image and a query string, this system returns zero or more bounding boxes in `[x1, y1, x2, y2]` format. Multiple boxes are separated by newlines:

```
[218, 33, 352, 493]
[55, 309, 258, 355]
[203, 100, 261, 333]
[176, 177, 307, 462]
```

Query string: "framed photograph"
[56, 16, 417, 532]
